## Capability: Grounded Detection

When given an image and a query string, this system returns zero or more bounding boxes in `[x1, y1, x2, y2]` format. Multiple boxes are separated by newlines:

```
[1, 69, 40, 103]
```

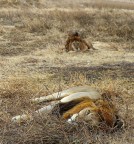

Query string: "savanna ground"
[0, 0, 134, 143]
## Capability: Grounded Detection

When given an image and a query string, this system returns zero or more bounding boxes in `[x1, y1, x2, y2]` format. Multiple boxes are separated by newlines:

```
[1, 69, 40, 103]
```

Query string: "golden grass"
[0, 7, 133, 58]
[1, 0, 134, 10]
[0, 0, 134, 143]
[84, 0, 134, 10]
[0, 72, 133, 143]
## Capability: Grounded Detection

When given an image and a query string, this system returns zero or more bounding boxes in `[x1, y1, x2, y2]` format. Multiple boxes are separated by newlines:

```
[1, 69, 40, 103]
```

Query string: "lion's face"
[76, 108, 100, 126]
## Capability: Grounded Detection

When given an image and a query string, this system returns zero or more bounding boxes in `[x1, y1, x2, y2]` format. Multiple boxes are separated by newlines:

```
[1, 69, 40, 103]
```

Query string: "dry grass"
[83, 0, 134, 10]
[0, 0, 134, 10]
[0, 0, 134, 144]
[0, 8, 133, 58]
[0, 72, 133, 144]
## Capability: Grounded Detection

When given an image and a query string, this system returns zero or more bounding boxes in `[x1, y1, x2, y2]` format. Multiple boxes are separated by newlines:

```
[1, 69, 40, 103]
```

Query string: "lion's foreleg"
[11, 101, 60, 123]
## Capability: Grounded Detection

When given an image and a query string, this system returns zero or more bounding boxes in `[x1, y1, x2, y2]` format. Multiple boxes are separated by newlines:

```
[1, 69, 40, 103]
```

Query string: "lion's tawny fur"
[65, 31, 93, 52]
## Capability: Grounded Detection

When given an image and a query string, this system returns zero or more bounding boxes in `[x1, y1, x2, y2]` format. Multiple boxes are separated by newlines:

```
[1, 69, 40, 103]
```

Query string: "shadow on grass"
[39, 61, 134, 79]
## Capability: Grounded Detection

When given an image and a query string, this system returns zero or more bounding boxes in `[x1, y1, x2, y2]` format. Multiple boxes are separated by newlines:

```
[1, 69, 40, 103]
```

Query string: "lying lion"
[65, 31, 95, 52]
[12, 86, 123, 130]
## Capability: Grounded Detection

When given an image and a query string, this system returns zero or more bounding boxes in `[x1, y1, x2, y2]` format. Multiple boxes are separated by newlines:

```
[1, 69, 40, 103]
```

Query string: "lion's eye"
[86, 110, 90, 115]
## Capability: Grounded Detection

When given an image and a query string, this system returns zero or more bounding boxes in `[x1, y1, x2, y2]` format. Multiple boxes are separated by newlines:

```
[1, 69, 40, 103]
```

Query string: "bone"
[31, 86, 98, 103]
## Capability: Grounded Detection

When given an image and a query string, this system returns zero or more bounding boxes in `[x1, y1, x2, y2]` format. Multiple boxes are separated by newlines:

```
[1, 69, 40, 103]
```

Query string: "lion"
[65, 31, 94, 52]
[12, 86, 123, 131]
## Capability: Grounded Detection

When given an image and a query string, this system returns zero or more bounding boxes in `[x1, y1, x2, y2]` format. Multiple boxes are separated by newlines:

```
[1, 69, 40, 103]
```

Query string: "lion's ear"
[67, 30, 79, 37]
[101, 91, 112, 101]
